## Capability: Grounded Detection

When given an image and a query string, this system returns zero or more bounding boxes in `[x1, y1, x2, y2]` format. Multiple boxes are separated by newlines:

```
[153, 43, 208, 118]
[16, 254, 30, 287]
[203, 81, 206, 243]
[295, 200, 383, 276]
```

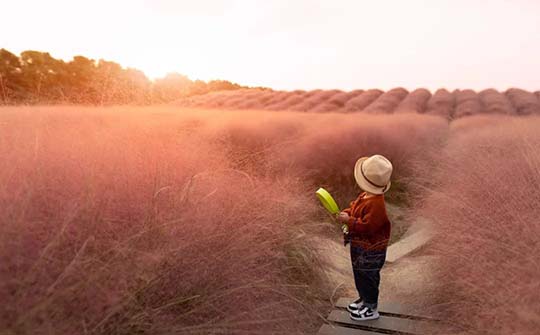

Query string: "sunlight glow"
[1, 0, 539, 90]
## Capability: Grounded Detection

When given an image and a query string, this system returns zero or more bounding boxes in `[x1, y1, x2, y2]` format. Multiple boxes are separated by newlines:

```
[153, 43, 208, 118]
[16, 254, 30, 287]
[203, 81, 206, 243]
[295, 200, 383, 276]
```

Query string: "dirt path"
[311, 203, 441, 311]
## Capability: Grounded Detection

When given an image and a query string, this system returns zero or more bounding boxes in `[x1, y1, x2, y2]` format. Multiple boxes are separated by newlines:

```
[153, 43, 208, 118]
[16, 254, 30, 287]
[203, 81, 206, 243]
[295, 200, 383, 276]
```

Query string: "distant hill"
[176, 87, 540, 119]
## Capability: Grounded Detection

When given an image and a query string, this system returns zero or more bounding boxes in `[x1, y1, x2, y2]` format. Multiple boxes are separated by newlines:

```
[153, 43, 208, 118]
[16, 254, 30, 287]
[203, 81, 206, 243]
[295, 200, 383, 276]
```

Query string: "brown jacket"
[343, 192, 391, 251]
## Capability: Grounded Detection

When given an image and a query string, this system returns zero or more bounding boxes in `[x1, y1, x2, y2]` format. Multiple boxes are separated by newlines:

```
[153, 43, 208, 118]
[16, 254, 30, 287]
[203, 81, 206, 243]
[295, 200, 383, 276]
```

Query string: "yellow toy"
[315, 187, 348, 234]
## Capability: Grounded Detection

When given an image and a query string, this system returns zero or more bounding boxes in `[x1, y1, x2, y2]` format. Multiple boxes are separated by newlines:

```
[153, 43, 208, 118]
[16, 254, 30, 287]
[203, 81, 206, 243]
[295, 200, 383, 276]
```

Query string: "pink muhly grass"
[260, 91, 292, 110]
[426, 88, 455, 119]
[394, 88, 431, 114]
[215, 91, 247, 109]
[235, 90, 277, 110]
[288, 90, 341, 112]
[311, 90, 362, 113]
[343, 89, 383, 112]
[191, 91, 230, 108]
[0, 106, 335, 334]
[269, 112, 448, 205]
[330, 90, 364, 105]
[7, 103, 533, 334]
[505, 88, 540, 116]
[220, 89, 261, 109]
[363, 88, 409, 114]
[265, 91, 306, 111]
[408, 115, 540, 334]
[302, 89, 324, 99]
[479, 89, 515, 115]
[453, 89, 483, 119]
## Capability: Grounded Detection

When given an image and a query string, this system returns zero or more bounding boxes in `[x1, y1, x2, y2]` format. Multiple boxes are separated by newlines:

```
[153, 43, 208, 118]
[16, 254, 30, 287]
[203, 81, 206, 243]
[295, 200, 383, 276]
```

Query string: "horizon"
[2, 0, 540, 91]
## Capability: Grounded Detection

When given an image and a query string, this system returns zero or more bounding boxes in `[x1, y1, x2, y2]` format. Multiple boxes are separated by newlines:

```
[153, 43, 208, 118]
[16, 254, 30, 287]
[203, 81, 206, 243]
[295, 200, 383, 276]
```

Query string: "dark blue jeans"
[350, 244, 387, 310]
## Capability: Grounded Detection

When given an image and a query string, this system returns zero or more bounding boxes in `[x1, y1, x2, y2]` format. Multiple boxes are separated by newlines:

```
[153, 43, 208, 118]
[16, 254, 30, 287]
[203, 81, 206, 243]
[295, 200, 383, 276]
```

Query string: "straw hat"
[353, 155, 393, 195]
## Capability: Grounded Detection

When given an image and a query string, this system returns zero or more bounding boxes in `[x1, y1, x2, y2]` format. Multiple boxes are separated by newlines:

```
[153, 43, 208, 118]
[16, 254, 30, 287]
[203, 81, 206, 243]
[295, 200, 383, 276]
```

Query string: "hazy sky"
[2, 0, 539, 91]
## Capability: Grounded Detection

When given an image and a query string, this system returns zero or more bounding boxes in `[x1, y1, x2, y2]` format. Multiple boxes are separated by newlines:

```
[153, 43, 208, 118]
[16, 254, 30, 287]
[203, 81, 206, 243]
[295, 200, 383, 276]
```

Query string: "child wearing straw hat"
[337, 154, 392, 321]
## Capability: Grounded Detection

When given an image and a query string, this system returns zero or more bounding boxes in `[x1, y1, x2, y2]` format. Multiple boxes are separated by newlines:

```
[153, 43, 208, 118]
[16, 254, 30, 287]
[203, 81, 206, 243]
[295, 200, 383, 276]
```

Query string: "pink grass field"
[177, 88, 540, 119]
[408, 115, 540, 335]
[0, 106, 447, 334]
[0, 105, 538, 334]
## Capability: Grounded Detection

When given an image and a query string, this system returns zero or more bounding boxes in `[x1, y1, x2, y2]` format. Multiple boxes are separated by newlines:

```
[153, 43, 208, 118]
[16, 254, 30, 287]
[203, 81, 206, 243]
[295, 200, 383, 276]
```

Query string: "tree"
[65, 56, 98, 103]
[0, 49, 24, 103]
[19, 50, 71, 102]
[0, 48, 247, 105]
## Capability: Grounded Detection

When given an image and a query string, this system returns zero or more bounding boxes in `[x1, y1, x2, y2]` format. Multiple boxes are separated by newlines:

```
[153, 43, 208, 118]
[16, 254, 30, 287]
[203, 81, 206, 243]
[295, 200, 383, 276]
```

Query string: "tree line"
[0, 48, 248, 105]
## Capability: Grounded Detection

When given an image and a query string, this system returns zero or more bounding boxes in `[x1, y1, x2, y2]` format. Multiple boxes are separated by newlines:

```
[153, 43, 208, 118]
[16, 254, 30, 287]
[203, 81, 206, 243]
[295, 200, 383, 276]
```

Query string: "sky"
[1, 0, 539, 91]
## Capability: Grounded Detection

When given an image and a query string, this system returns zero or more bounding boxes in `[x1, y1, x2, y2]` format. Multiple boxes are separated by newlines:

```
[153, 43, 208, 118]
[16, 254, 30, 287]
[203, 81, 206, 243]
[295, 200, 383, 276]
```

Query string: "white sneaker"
[346, 298, 364, 313]
[350, 305, 380, 321]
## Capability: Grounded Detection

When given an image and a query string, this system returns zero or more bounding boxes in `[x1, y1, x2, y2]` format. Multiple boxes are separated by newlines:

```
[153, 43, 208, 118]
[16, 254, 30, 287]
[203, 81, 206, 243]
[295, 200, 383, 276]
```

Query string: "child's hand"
[337, 211, 350, 223]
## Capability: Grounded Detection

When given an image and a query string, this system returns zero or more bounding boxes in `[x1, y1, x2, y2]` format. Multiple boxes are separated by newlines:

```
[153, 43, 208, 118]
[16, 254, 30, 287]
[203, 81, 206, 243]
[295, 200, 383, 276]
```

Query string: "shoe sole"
[349, 313, 380, 321]
[346, 301, 363, 313]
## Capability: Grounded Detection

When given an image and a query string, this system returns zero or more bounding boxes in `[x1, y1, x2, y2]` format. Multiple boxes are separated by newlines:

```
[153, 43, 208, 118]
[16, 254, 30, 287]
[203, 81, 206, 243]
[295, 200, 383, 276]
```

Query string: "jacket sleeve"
[342, 203, 353, 215]
[342, 193, 364, 214]
[347, 200, 386, 235]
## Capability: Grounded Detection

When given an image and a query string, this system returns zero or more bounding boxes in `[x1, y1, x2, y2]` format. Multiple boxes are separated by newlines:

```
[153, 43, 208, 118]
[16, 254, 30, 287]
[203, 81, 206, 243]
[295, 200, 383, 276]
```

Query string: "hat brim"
[354, 157, 391, 195]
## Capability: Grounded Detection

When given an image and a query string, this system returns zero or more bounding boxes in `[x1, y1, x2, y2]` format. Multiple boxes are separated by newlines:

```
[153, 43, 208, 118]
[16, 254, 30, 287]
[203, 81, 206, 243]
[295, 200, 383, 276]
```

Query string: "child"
[337, 154, 392, 321]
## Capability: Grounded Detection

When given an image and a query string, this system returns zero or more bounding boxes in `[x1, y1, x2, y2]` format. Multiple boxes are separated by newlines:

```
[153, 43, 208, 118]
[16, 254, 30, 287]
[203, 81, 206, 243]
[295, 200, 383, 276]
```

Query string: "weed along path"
[311, 203, 445, 334]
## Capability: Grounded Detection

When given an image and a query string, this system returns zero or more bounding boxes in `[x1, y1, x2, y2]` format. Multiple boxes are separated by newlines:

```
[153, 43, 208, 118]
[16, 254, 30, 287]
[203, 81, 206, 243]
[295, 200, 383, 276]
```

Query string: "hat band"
[361, 160, 387, 188]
